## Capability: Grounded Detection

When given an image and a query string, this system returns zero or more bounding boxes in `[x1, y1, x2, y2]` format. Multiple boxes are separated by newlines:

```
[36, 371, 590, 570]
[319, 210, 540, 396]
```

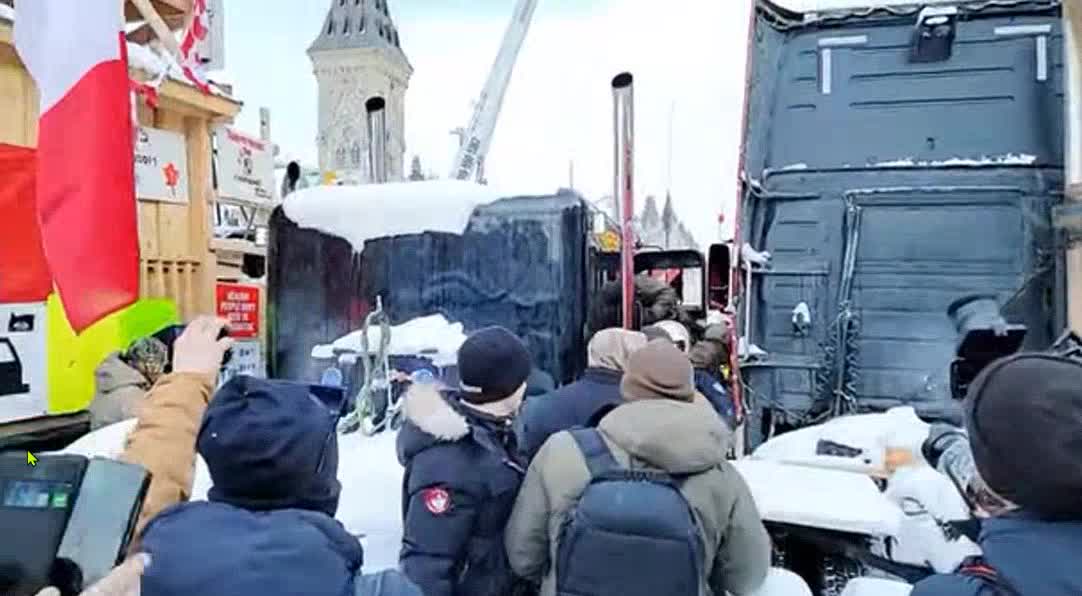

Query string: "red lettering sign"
[215, 283, 261, 339]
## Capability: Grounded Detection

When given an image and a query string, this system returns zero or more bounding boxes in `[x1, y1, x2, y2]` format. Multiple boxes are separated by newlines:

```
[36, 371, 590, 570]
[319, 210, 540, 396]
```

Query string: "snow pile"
[283, 179, 539, 251]
[125, 40, 231, 98]
[751, 407, 930, 475]
[872, 154, 1038, 168]
[733, 459, 903, 536]
[334, 431, 404, 571]
[884, 466, 981, 573]
[57, 419, 405, 572]
[749, 568, 812, 596]
[311, 314, 467, 367]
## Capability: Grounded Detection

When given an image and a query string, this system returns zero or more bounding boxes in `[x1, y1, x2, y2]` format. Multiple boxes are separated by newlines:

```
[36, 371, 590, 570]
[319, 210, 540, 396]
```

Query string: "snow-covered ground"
[59, 406, 960, 591]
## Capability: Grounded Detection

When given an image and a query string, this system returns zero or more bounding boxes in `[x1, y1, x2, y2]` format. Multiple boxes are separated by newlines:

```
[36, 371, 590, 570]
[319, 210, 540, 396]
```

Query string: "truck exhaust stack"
[612, 72, 635, 329]
[366, 96, 388, 184]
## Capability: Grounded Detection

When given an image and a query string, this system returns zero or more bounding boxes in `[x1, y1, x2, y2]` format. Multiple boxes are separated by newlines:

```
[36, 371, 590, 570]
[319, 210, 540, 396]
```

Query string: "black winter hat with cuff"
[964, 352, 1082, 520]
[457, 326, 532, 404]
[197, 376, 342, 517]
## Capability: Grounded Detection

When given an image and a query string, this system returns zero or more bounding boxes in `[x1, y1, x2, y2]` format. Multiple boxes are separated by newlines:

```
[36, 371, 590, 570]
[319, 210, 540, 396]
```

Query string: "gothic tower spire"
[309, 0, 413, 182]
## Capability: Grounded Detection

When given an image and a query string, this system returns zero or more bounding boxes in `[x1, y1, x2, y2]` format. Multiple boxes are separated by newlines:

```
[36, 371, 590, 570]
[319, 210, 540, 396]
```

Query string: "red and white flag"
[15, 0, 140, 332]
[179, 0, 211, 93]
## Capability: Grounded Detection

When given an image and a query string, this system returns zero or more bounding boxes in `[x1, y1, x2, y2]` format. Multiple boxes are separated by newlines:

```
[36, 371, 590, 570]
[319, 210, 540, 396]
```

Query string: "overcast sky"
[223, 0, 756, 246]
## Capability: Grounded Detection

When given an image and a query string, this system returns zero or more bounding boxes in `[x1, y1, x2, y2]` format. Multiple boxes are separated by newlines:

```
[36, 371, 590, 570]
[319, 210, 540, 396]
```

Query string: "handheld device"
[153, 323, 234, 372]
[0, 453, 149, 596]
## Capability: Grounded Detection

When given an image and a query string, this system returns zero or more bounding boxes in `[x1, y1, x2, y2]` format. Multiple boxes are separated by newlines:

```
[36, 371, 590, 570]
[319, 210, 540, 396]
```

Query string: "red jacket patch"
[422, 487, 452, 515]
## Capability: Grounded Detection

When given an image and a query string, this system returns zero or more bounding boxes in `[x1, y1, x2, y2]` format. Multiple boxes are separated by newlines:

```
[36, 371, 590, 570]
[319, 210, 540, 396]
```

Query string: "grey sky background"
[223, 1, 755, 247]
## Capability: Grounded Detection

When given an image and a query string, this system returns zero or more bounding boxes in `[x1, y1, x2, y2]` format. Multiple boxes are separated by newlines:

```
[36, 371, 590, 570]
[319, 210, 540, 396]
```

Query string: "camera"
[152, 323, 235, 371]
[946, 295, 1027, 401]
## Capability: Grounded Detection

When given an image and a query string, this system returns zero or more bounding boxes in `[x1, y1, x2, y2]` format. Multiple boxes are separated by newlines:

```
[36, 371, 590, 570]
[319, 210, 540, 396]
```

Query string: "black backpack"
[555, 428, 705, 596]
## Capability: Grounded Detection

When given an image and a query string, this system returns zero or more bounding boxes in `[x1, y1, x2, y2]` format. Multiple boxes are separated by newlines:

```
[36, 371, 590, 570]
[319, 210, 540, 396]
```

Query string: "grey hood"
[598, 397, 729, 475]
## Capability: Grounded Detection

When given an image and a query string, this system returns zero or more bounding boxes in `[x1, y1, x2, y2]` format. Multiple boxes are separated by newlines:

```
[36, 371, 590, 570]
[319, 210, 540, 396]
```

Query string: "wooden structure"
[0, 14, 242, 320]
[0, 6, 246, 421]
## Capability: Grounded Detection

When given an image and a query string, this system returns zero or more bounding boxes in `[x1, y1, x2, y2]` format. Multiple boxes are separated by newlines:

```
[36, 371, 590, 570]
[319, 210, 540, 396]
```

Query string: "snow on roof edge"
[126, 41, 234, 99]
[283, 179, 553, 251]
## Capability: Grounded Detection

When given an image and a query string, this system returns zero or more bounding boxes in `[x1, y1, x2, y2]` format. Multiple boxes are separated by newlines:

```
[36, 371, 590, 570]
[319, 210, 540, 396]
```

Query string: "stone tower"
[309, 0, 412, 183]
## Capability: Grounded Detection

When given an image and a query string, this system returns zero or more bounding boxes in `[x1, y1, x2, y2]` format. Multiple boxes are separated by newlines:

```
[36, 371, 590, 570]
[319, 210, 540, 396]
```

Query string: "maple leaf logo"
[163, 163, 180, 197]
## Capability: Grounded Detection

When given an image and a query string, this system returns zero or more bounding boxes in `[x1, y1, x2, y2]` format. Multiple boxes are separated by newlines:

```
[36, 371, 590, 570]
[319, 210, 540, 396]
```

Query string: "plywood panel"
[0, 57, 37, 147]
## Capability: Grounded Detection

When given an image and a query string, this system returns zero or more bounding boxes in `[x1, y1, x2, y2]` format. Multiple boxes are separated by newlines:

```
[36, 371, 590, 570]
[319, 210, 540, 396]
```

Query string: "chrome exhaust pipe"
[365, 96, 388, 183]
[612, 72, 635, 329]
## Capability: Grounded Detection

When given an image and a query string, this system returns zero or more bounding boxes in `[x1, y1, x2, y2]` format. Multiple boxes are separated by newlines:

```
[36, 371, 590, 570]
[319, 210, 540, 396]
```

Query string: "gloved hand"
[922, 423, 967, 471]
[35, 553, 150, 596]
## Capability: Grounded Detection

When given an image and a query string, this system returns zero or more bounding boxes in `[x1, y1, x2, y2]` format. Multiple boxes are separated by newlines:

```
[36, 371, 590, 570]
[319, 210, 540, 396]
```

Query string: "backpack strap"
[568, 428, 620, 479]
[958, 556, 1019, 595]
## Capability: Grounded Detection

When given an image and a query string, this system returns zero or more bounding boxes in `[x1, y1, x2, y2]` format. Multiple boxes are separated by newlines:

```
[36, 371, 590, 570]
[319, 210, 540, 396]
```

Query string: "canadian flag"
[15, 0, 140, 332]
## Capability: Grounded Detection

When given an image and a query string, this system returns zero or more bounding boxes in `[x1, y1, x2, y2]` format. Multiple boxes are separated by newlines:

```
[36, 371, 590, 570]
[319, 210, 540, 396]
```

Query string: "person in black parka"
[139, 376, 422, 596]
[911, 353, 1082, 596]
[517, 328, 647, 461]
[397, 326, 533, 596]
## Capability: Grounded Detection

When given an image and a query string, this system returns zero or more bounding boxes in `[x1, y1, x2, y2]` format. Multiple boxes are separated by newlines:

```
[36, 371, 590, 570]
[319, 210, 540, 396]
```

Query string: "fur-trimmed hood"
[396, 383, 524, 471]
[396, 384, 470, 465]
[404, 384, 470, 441]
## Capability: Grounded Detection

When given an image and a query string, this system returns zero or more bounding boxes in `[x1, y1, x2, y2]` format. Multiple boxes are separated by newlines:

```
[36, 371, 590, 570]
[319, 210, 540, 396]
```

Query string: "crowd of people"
[40, 313, 1082, 596]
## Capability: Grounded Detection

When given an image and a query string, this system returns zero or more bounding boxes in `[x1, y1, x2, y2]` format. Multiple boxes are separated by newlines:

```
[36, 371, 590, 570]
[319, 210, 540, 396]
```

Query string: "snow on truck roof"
[282, 179, 552, 251]
[770, 0, 1029, 13]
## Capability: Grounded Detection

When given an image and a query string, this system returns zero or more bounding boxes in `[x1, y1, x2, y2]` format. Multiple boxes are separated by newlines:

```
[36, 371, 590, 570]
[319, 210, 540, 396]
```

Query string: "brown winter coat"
[505, 398, 771, 596]
[88, 353, 151, 431]
[119, 372, 215, 544]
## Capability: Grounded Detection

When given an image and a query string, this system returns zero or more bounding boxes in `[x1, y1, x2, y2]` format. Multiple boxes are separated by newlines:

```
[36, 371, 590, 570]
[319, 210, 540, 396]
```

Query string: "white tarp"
[0, 302, 48, 423]
[215, 127, 276, 205]
[135, 127, 189, 204]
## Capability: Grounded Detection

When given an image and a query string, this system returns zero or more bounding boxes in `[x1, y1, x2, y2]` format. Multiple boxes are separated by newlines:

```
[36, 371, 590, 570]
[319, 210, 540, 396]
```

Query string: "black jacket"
[517, 367, 623, 461]
[396, 385, 526, 596]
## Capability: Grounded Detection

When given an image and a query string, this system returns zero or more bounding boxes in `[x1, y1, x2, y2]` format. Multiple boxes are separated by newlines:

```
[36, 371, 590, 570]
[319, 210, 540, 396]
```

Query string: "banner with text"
[215, 283, 261, 339]
[215, 127, 275, 205]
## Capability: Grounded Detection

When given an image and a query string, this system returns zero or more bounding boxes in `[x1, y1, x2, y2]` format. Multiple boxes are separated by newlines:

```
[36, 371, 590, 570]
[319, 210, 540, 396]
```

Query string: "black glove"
[922, 423, 967, 470]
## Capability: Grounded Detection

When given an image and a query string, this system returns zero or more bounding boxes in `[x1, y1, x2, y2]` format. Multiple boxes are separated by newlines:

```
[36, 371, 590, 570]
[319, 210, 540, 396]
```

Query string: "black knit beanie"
[965, 352, 1082, 520]
[457, 326, 532, 404]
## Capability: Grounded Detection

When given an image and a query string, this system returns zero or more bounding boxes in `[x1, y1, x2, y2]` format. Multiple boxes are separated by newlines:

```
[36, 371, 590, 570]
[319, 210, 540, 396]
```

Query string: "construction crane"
[449, 0, 539, 182]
